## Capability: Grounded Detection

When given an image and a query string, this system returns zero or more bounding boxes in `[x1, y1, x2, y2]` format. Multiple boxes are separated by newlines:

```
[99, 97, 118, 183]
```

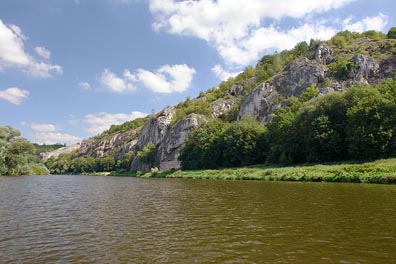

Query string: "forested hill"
[41, 28, 396, 174]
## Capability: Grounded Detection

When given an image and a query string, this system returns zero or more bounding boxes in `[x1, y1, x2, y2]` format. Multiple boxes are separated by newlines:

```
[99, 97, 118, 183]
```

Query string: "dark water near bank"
[0, 176, 395, 263]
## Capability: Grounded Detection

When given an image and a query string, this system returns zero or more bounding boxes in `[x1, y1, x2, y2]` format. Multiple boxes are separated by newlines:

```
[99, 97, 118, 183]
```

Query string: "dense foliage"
[179, 79, 396, 169]
[0, 126, 48, 175]
[137, 142, 157, 167]
[179, 118, 268, 169]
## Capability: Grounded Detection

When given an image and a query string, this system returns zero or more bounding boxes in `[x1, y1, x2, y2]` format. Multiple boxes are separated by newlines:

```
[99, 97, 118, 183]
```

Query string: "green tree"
[387, 27, 396, 39]
[221, 118, 267, 167]
[137, 142, 157, 167]
[179, 120, 228, 169]
[345, 86, 395, 159]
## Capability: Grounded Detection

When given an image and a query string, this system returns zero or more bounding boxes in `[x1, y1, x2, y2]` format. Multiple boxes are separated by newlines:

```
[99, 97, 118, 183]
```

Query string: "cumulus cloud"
[32, 132, 82, 145]
[84, 111, 147, 135]
[0, 19, 62, 78]
[212, 64, 242, 80]
[100, 68, 136, 93]
[343, 13, 389, 32]
[149, 0, 356, 67]
[34, 46, 51, 60]
[136, 64, 196, 93]
[30, 123, 57, 132]
[99, 64, 195, 94]
[79, 81, 91, 90]
[0, 87, 29, 105]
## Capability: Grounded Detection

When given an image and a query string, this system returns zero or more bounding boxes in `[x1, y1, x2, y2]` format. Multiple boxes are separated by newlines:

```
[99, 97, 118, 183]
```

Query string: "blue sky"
[0, 0, 394, 145]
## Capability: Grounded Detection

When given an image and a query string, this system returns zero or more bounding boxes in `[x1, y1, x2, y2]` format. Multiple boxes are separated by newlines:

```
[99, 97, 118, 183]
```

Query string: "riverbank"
[111, 158, 396, 184]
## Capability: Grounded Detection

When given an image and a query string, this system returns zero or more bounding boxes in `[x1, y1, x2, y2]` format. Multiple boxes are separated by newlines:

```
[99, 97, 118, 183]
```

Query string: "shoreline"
[110, 158, 396, 184]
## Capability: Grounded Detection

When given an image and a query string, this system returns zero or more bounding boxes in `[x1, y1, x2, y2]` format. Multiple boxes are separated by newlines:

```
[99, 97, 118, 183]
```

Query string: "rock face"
[210, 98, 237, 118]
[131, 109, 206, 172]
[349, 54, 379, 84]
[314, 43, 335, 65]
[238, 57, 328, 123]
[41, 144, 81, 161]
[73, 129, 137, 159]
[158, 114, 207, 171]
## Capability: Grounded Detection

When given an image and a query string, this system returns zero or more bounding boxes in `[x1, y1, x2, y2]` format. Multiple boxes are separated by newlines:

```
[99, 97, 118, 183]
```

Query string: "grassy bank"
[132, 159, 396, 184]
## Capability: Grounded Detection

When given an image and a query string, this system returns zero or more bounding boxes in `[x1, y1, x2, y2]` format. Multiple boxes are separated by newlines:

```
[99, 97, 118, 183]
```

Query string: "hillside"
[44, 29, 396, 174]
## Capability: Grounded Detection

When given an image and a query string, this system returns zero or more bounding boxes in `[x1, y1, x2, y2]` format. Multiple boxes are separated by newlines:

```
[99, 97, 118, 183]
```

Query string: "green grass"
[138, 158, 396, 184]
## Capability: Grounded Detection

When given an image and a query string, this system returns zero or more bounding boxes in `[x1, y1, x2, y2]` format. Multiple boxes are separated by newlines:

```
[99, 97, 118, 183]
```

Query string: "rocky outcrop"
[131, 107, 176, 171]
[210, 98, 237, 118]
[131, 110, 206, 172]
[41, 144, 81, 161]
[225, 84, 244, 97]
[73, 129, 137, 159]
[348, 54, 379, 84]
[238, 57, 328, 123]
[314, 43, 335, 65]
[158, 114, 207, 171]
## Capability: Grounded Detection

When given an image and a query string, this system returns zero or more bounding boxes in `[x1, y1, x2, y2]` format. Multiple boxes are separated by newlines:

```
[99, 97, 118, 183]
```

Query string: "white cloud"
[343, 13, 389, 33]
[149, 0, 355, 67]
[84, 111, 147, 134]
[0, 87, 29, 105]
[8, 24, 27, 40]
[137, 64, 196, 93]
[99, 64, 195, 94]
[212, 64, 242, 80]
[100, 68, 136, 93]
[32, 132, 82, 145]
[34, 46, 51, 60]
[30, 123, 57, 132]
[0, 19, 62, 78]
[79, 81, 91, 90]
[23, 61, 63, 78]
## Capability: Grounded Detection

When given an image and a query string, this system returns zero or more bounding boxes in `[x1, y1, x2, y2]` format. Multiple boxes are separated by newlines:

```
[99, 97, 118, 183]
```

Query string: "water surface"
[0, 175, 395, 263]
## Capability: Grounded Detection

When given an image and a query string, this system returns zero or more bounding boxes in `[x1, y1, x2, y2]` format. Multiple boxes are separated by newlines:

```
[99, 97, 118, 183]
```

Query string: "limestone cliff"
[73, 129, 138, 159]
[41, 144, 81, 161]
[238, 44, 386, 123]
[131, 109, 206, 172]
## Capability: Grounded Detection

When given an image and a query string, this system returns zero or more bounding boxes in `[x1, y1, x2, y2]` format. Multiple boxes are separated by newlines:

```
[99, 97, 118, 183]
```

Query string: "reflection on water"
[0, 175, 395, 263]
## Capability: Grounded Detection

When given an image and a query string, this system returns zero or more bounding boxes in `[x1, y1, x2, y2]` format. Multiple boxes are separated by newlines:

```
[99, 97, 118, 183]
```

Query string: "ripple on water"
[0, 176, 396, 263]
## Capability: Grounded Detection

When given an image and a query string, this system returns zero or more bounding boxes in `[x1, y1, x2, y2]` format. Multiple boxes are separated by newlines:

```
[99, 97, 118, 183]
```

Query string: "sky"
[0, 0, 395, 145]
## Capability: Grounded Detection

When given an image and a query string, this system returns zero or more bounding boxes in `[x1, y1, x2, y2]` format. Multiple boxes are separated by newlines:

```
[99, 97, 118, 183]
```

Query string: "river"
[0, 175, 395, 263]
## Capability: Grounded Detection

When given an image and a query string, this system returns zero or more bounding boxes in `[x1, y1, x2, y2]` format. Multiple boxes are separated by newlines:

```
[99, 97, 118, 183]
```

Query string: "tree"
[221, 118, 267, 167]
[387, 27, 396, 39]
[345, 86, 395, 159]
[179, 120, 227, 169]
[137, 142, 157, 167]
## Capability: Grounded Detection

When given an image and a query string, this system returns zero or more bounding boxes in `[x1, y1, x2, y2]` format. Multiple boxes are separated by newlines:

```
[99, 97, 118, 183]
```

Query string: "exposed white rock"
[41, 144, 81, 161]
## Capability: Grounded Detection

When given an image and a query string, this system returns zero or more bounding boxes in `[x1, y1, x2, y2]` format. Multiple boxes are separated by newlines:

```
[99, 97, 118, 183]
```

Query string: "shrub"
[387, 27, 396, 39]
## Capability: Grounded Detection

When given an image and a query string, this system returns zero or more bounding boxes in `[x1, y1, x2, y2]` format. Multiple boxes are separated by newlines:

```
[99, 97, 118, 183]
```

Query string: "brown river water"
[0, 175, 395, 263]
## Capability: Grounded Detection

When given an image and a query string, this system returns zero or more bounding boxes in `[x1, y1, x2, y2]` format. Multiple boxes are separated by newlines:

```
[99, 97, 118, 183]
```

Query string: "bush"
[328, 59, 355, 80]
[137, 142, 157, 166]
[387, 27, 396, 39]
